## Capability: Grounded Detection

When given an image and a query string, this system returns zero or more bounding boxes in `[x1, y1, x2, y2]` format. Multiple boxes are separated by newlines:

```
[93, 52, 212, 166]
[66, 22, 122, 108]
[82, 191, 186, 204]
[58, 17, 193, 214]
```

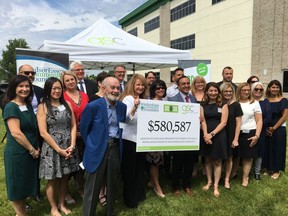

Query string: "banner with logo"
[16, 48, 69, 88]
[136, 99, 200, 152]
[178, 60, 211, 83]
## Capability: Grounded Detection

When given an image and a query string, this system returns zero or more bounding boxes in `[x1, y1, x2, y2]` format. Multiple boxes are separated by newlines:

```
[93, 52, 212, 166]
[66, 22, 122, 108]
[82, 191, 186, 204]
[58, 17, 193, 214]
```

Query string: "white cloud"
[0, 0, 147, 52]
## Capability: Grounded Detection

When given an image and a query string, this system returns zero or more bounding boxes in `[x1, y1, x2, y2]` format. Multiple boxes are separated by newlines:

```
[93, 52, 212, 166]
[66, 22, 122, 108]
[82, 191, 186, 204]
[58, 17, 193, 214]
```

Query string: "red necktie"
[185, 95, 190, 103]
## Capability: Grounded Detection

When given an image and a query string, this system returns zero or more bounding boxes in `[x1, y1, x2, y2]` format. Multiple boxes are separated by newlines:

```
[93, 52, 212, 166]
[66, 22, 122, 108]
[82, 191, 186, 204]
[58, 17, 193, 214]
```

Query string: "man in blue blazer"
[80, 77, 127, 216]
[168, 75, 197, 196]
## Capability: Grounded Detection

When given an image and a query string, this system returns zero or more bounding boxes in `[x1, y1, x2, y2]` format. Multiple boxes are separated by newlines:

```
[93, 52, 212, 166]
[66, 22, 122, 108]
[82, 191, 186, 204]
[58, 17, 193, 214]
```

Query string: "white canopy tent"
[43, 18, 192, 71]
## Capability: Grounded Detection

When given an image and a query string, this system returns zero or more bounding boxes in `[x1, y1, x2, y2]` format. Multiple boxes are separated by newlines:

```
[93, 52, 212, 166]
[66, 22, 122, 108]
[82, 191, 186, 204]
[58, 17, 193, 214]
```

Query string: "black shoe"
[255, 174, 260, 180]
[25, 204, 33, 213]
[33, 193, 43, 202]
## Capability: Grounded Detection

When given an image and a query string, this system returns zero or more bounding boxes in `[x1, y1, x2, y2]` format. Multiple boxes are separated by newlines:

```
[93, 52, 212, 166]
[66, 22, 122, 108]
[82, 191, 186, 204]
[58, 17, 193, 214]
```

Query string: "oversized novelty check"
[136, 99, 200, 152]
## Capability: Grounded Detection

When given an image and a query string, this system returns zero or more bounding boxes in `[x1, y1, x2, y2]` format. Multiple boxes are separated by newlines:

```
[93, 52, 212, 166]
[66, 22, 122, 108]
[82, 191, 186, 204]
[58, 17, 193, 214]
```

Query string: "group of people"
[2, 63, 287, 216]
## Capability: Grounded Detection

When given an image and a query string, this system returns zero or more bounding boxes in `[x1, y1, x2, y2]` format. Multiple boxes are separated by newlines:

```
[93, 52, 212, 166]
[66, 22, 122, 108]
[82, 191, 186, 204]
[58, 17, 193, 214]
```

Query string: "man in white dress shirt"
[166, 67, 184, 99]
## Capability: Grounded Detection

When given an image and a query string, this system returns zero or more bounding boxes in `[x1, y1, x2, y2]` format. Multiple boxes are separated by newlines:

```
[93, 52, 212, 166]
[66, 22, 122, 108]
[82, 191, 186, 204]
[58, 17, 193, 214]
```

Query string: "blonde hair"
[251, 82, 265, 101]
[190, 76, 206, 95]
[119, 74, 148, 101]
[236, 82, 254, 103]
[60, 70, 78, 90]
[220, 82, 236, 102]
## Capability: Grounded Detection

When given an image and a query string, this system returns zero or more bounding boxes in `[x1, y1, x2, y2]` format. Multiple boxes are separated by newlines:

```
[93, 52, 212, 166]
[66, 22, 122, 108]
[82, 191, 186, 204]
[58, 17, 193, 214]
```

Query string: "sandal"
[99, 195, 106, 206]
[202, 182, 212, 191]
[271, 172, 280, 180]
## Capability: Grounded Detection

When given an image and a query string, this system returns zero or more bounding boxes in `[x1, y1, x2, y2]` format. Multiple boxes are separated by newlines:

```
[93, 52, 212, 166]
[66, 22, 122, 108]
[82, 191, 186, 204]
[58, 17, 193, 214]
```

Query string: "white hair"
[69, 60, 84, 70]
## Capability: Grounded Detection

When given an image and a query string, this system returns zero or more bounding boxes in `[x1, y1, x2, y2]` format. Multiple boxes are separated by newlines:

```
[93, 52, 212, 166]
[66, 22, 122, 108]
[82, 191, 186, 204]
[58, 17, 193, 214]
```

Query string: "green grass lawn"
[0, 111, 288, 215]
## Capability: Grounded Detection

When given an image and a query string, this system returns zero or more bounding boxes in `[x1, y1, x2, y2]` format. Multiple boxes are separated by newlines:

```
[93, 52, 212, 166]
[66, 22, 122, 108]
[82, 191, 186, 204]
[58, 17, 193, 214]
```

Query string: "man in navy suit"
[80, 77, 127, 216]
[168, 75, 197, 196]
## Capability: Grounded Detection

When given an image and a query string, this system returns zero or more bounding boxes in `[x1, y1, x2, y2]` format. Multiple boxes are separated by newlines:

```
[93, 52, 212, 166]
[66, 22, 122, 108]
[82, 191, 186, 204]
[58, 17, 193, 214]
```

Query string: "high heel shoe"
[213, 186, 220, 198]
[154, 187, 165, 198]
[202, 182, 212, 191]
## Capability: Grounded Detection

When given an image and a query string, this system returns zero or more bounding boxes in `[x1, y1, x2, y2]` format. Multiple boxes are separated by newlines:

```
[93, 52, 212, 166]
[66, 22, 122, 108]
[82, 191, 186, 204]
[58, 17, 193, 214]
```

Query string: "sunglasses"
[254, 88, 264, 92]
[23, 71, 36, 76]
[156, 86, 165, 90]
[250, 80, 258, 84]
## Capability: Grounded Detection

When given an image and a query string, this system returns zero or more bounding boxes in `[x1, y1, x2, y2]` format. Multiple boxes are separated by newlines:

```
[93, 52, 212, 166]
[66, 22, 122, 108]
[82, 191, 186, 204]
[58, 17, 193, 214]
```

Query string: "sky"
[0, 0, 147, 53]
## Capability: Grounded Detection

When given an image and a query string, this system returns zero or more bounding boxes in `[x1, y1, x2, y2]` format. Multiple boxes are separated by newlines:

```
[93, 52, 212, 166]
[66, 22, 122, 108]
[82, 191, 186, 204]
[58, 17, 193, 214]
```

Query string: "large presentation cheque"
[136, 99, 200, 152]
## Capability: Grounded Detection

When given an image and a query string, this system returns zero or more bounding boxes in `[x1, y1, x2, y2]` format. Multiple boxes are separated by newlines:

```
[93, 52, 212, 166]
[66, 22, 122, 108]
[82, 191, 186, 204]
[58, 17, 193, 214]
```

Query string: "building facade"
[119, 0, 288, 91]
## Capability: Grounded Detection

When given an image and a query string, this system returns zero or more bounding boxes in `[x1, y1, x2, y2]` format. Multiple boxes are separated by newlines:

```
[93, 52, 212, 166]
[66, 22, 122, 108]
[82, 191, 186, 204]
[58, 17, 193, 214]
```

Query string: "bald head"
[103, 77, 120, 104]
[18, 64, 35, 82]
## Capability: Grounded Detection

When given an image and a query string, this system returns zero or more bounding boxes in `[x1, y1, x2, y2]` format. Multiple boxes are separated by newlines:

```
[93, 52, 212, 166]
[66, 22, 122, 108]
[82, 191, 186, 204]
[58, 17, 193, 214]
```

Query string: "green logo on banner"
[163, 105, 178, 113]
[197, 63, 208, 76]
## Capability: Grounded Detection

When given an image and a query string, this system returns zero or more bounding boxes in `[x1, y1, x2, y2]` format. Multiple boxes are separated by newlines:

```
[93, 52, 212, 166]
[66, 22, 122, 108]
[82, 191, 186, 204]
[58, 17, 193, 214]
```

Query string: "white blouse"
[240, 100, 262, 130]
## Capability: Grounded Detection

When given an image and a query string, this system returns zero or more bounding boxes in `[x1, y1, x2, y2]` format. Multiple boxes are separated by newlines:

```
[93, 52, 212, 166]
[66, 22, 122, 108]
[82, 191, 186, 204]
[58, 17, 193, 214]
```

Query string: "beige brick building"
[119, 0, 288, 92]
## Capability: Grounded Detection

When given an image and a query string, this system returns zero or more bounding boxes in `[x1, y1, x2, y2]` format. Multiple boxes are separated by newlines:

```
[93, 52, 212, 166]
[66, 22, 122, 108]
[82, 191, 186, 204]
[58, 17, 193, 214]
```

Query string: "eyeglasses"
[52, 87, 62, 91]
[22, 71, 36, 76]
[254, 88, 264, 92]
[156, 86, 165, 90]
[74, 68, 84, 72]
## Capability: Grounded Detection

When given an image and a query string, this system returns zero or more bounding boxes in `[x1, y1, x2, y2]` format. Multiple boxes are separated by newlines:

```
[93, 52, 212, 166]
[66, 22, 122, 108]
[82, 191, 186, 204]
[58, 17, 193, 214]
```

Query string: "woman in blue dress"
[265, 80, 288, 179]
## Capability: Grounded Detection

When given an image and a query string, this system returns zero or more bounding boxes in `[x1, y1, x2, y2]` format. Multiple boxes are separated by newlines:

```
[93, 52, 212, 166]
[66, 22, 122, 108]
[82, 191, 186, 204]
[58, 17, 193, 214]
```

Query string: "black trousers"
[82, 139, 120, 216]
[171, 151, 195, 190]
[121, 139, 146, 208]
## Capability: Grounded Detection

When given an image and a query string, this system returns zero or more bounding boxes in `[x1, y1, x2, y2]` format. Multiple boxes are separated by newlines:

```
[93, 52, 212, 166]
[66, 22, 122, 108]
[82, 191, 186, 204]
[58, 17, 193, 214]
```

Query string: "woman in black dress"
[201, 82, 228, 197]
[220, 83, 243, 189]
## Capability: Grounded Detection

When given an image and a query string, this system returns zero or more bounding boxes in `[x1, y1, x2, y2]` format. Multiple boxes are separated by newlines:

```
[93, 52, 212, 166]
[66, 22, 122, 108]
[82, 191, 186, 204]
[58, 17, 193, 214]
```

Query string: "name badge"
[19, 105, 28, 112]
[58, 105, 66, 112]
[217, 108, 222, 113]
[242, 129, 250, 134]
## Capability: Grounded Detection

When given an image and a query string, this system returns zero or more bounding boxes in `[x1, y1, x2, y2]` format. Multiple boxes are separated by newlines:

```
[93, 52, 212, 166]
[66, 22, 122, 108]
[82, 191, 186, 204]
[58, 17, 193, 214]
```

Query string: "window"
[144, 16, 160, 33]
[171, 34, 195, 50]
[212, 0, 224, 5]
[128, 28, 138, 37]
[283, 71, 288, 92]
[171, 0, 196, 22]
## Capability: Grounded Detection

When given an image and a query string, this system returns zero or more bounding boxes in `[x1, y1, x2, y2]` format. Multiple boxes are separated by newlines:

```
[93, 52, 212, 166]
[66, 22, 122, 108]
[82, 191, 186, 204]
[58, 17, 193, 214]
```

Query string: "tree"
[0, 38, 30, 80]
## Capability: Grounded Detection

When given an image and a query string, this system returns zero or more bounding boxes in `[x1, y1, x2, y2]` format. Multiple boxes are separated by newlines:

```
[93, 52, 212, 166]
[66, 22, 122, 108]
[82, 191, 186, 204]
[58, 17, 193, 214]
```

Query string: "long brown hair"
[202, 82, 223, 107]
[265, 79, 283, 98]
[119, 74, 148, 101]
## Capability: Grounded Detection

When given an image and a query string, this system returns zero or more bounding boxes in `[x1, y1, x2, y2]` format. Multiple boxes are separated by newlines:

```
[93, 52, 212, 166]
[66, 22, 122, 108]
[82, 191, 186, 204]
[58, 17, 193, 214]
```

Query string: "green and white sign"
[178, 60, 211, 83]
[136, 99, 200, 152]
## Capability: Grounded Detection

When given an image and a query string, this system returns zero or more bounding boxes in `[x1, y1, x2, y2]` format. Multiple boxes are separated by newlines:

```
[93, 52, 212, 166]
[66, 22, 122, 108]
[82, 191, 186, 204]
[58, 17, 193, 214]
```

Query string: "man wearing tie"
[80, 77, 127, 216]
[114, 65, 127, 93]
[70, 60, 98, 100]
[168, 76, 197, 196]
